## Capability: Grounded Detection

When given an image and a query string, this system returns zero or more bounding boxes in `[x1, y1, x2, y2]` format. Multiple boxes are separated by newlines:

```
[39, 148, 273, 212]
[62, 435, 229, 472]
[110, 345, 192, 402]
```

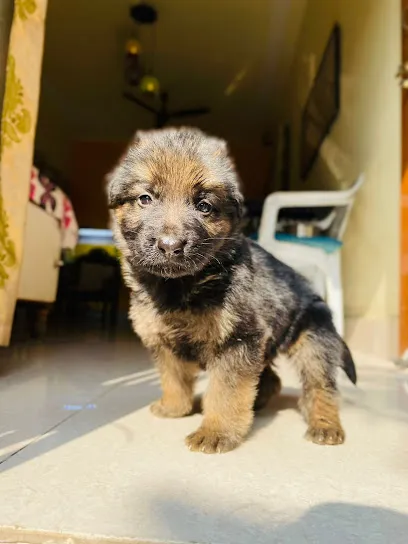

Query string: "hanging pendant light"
[123, 3, 211, 127]
[139, 74, 160, 96]
[125, 38, 141, 56]
[124, 39, 142, 87]
[124, 3, 160, 93]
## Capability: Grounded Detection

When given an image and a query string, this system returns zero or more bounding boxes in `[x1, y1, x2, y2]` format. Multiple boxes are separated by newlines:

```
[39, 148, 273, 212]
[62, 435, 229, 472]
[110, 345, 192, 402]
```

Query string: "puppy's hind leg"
[288, 327, 346, 446]
[253, 365, 282, 411]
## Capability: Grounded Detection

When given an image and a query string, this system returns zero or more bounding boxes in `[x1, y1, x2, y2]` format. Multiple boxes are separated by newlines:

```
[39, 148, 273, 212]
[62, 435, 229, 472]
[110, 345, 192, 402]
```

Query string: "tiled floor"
[1, 334, 408, 543]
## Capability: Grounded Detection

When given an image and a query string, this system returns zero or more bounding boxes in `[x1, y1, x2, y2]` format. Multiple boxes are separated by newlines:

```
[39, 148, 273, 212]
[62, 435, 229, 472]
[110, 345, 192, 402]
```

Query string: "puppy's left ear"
[207, 136, 229, 158]
[233, 195, 244, 220]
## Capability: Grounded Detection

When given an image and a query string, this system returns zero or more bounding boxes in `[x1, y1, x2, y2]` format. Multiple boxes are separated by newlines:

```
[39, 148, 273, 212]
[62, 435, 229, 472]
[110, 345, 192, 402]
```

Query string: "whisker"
[200, 237, 237, 242]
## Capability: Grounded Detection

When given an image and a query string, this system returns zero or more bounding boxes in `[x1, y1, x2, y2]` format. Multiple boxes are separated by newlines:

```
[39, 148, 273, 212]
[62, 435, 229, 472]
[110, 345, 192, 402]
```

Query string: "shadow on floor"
[1, 330, 406, 476]
[0, 335, 160, 472]
[0, 334, 301, 473]
[147, 495, 408, 543]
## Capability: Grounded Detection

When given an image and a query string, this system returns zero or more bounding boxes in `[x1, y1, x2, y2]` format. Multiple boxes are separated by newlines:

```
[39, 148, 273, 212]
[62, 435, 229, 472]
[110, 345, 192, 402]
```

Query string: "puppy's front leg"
[151, 348, 200, 418]
[186, 366, 259, 454]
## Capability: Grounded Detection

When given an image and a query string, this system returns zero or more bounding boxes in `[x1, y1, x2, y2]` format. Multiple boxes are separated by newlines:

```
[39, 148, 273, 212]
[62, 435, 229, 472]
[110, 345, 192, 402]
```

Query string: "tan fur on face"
[117, 201, 138, 224]
[111, 145, 235, 254]
[145, 149, 228, 194]
[205, 217, 231, 239]
[125, 148, 222, 198]
[114, 207, 124, 223]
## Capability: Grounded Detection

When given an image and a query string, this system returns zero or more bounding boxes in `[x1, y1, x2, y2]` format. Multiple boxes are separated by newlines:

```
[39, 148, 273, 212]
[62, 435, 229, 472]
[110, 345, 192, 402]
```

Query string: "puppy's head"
[106, 127, 243, 278]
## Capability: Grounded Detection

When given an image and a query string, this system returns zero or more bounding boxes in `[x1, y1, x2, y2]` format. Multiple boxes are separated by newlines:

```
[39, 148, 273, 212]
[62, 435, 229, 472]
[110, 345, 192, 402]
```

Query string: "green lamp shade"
[139, 75, 160, 95]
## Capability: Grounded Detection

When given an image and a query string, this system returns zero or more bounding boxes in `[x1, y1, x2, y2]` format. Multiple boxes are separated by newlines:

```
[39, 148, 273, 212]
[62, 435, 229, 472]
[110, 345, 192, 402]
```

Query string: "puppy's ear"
[233, 196, 244, 220]
[206, 136, 229, 158]
[105, 136, 140, 206]
[125, 131, 142, 157]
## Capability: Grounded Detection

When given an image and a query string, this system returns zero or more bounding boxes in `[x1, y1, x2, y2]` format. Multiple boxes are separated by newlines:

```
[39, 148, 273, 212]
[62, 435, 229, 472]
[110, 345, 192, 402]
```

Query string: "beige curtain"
[0, 0, 48, 345]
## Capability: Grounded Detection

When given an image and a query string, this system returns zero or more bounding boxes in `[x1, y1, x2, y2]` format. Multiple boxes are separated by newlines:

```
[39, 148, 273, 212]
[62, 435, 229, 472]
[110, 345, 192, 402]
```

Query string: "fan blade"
[170, 107, 211, 118]
[123, 92, 158, 114]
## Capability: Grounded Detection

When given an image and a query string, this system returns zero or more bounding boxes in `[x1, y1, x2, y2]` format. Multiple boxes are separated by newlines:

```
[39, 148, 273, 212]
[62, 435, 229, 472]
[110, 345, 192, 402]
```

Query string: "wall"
[69, 141, 126, 228]
[34, 81, 76, 175]
[228, 140, 272, 200]
[35, 104, 69, 174]
[285, 0, 401, 357]
[68, 139, 271, 229]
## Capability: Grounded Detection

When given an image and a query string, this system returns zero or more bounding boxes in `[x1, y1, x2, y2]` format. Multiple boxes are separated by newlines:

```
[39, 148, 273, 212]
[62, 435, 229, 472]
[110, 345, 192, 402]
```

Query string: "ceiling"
[38, 0, 307, 145]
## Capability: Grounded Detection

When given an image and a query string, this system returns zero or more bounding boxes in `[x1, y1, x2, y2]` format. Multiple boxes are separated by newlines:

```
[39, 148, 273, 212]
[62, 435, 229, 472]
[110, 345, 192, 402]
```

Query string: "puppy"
[106, 127, 356, 454]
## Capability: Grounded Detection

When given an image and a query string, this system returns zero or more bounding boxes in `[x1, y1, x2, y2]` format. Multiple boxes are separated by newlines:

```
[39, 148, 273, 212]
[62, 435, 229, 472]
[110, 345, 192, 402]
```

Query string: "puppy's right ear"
[109, 132, 141, 174]
[207, 136, 229, 159]
[233, 196, 244, 220]
[122, 131, 141, 159]
[106, 132, 144, 207]
[130, 130, 143, 145]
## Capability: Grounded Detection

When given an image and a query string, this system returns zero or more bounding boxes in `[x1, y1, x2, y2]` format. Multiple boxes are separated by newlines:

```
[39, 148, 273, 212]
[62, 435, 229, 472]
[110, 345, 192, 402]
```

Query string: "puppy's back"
[247, 240, 356, 384]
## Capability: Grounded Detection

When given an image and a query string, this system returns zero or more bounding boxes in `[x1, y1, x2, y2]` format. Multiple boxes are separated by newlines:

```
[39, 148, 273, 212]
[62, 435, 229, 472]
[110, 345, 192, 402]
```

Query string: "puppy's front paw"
[305, 422, 345, 445]
[150, 399, 192, 418]
[185, 427, 241, 454]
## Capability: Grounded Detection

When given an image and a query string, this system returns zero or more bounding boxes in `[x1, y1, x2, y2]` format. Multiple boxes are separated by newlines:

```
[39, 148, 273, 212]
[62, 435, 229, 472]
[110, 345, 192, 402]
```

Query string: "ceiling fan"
[124, 90, 211, 129]
[124, 4, 210, 128]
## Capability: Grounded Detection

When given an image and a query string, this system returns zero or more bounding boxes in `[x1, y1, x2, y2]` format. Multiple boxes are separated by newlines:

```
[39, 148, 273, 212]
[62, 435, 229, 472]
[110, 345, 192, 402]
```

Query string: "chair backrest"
[258, 174, 365, 246]
[330, 174, 365, 240]
[337, 173, 365, 200]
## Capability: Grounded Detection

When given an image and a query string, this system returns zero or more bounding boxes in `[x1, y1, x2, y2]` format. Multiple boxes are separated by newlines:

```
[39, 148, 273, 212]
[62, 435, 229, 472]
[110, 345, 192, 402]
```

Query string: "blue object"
[274, 233, 342, 254]
[78, 228, 114, 245]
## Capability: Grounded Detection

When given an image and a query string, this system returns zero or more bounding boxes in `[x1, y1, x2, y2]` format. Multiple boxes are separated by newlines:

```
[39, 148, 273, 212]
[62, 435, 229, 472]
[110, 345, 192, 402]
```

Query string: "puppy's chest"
[130, 293, 235, 363]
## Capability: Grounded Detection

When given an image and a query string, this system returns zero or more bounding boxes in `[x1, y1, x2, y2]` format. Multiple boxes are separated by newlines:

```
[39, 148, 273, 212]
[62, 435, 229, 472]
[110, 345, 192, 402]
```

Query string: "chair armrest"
[263, 190, 353, 209]
[259, 191, 349, 246]
[259, 175, 364, 245]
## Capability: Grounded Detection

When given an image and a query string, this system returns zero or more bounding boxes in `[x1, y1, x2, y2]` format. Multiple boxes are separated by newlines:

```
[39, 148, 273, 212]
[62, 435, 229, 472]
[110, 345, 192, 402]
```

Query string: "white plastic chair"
[258, 175, 364, 337]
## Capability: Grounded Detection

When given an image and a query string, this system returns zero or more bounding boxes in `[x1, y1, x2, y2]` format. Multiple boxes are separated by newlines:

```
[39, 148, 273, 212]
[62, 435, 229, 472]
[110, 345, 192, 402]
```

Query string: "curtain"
[0, 0, 48, 345]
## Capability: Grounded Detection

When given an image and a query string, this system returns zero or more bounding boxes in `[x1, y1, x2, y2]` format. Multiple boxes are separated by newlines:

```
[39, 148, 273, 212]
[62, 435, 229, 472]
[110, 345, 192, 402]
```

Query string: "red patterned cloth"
[29, 166, 79, 249]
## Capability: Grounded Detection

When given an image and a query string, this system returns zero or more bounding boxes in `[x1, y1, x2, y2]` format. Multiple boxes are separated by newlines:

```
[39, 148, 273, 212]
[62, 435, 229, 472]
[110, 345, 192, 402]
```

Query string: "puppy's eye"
[196, 200, 212, 215]
[138, 194, 153, 206]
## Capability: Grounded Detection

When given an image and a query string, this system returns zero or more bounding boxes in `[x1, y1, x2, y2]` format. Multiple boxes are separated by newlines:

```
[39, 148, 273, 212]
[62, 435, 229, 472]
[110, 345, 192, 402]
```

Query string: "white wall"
[285, 0, 401, 355]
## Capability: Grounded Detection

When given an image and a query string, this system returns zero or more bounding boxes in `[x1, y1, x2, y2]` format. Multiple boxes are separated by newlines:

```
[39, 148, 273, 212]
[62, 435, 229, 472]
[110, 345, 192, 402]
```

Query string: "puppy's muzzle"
[156, 235, 187, 258]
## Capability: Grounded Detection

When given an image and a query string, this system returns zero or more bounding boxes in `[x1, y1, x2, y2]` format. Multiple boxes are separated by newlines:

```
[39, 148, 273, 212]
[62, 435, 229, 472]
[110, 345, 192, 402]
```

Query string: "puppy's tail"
[341, 339, 357, 385]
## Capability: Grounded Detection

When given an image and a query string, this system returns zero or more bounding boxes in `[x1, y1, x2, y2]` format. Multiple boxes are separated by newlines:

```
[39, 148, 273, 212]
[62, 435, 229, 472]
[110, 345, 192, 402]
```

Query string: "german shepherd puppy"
[106, 127, 356, 454]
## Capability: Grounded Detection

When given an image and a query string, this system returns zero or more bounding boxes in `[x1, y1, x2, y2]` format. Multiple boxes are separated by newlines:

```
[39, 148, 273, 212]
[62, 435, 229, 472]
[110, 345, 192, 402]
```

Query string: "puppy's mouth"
[129, 250, 213, 279]
[144, 261, 194, 278]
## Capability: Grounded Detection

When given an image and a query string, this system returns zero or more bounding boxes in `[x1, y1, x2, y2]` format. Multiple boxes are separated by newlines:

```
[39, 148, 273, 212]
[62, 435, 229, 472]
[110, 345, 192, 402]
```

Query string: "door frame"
[400, 0, 408, 356]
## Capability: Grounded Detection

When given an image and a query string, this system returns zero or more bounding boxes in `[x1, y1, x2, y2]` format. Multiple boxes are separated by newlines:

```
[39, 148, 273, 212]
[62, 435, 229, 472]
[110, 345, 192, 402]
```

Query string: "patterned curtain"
[0, 0, 48, 345]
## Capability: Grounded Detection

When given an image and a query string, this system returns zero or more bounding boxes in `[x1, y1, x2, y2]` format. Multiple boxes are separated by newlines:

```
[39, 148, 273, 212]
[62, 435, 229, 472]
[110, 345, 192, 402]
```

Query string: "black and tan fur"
[106, 127, 357, 454]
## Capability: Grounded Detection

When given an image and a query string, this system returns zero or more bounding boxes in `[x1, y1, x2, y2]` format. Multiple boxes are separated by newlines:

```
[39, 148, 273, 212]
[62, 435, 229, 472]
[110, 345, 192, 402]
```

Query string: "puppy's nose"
[157, 236, 186, 256]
